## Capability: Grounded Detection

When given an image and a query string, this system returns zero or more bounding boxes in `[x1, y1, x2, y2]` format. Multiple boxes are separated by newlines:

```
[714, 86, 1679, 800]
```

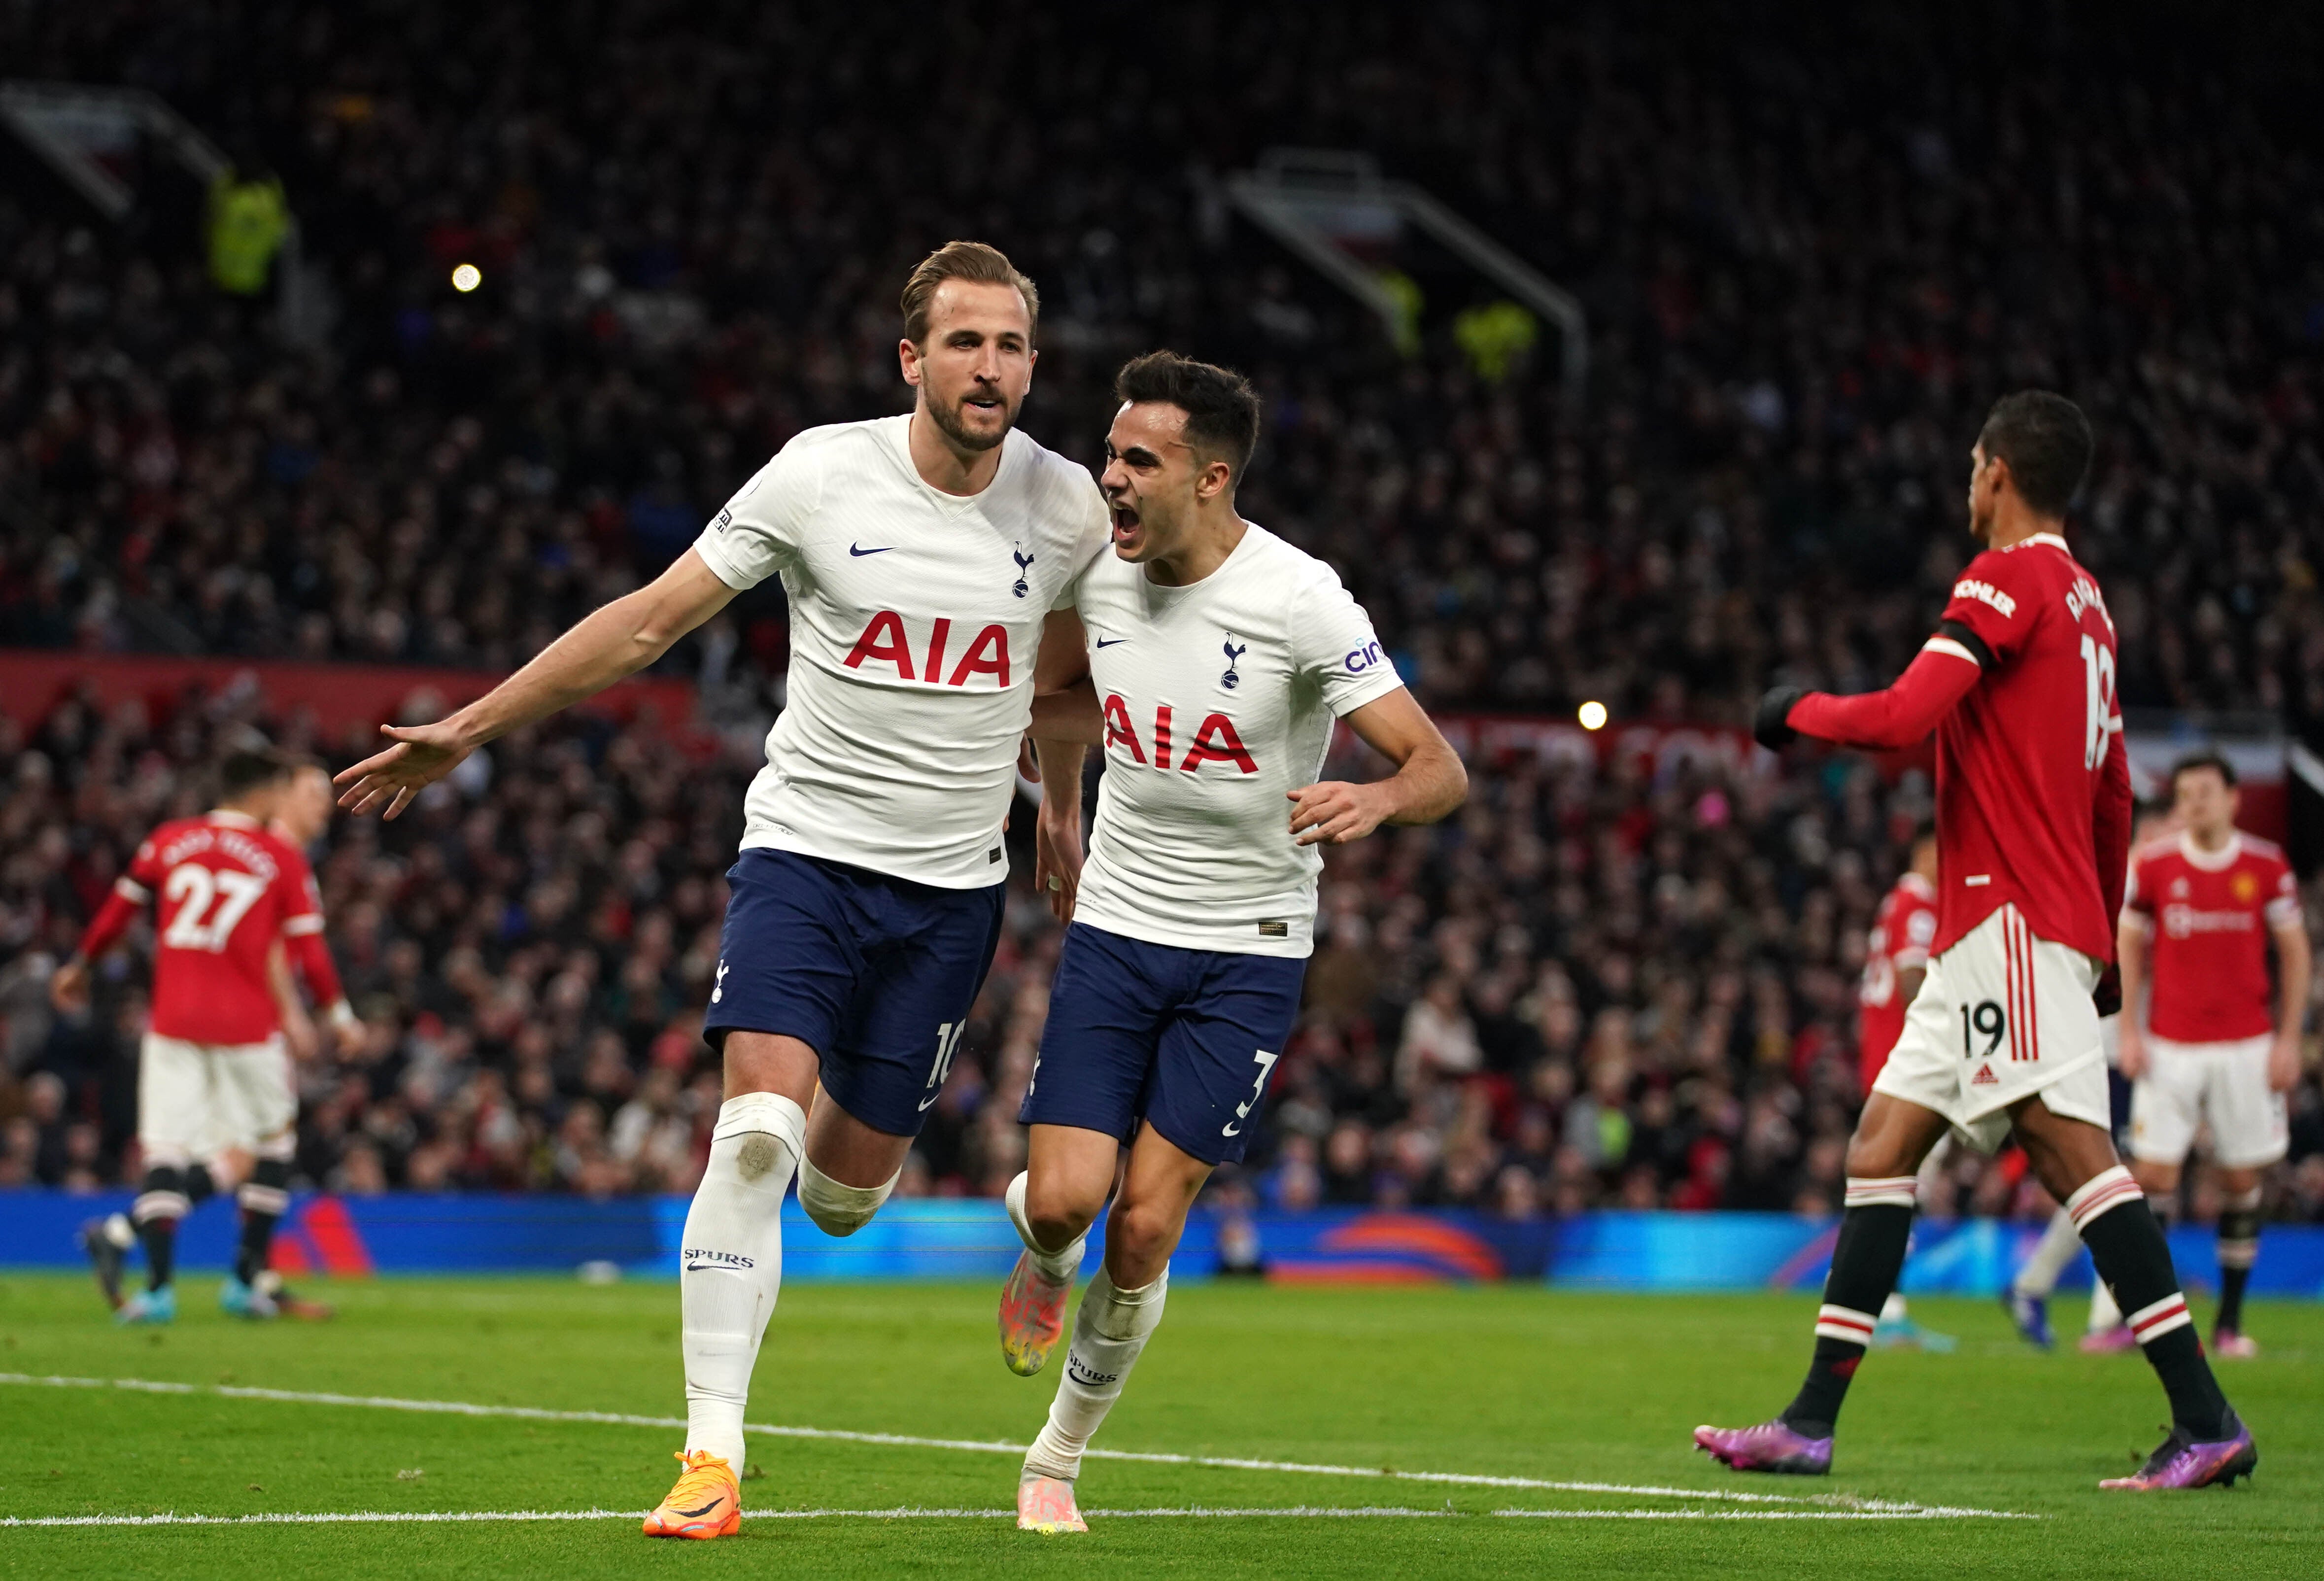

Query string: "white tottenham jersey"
[693, 414, 1110, 888]
[1070, 523, 1403, 957]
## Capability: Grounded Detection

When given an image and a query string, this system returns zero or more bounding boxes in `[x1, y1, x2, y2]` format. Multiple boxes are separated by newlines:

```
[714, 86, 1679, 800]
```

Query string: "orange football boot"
[642, 1449, 741, 1539]
[1017, 1472, 1087, 1534]
[998, 1250, 1075, 1376]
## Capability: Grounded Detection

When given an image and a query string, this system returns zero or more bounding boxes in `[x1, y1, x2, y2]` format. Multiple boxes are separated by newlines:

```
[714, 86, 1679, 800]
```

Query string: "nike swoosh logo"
[918, 1092, 942, 1112]
[850, 543, 894, 556]
[674, 1499, 724, 1517]
[1095, 637, 1127, 648]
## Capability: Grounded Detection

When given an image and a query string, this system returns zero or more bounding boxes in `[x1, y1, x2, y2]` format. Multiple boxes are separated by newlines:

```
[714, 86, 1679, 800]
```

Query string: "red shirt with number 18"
[74, 810, 323, 1045]
[1918, 533, 2124, 960]
[1790, 531, 2131, 962]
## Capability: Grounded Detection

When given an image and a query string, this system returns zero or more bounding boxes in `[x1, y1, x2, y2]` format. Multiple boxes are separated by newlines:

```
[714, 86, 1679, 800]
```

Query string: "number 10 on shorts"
[923, 1021, 965, 1099]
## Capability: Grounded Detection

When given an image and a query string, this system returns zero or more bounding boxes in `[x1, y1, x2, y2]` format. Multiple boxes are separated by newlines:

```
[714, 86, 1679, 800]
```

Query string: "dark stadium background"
[4, 0, 2323, 1237]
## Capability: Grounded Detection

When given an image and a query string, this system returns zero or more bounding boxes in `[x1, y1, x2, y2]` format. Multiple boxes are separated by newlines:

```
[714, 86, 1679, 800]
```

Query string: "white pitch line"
[0, 1505, 2005, 1529]
[0, 1372, 2031, 1520]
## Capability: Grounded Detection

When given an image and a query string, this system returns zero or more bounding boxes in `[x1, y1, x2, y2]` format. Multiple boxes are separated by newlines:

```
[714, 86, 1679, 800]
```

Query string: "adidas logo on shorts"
[1971, 1063, 1998, 1085]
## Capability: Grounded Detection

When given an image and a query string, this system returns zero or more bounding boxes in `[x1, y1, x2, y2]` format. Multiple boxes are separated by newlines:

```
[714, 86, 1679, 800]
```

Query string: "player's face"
[277, 767, 334, 844]
[1966, 442, 1999, 543]
[900, 280, 1035, 453]
[1098, 402, 1203, 563]
[2171, 767, 2236, 841]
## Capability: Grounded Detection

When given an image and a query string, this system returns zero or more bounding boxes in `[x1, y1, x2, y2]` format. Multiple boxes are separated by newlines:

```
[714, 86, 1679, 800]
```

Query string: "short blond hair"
[900, 240, 1039, 346]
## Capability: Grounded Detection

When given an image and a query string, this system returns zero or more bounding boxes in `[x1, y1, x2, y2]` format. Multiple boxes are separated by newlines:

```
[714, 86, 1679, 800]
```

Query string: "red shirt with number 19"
[73, 810, 325, 1046]
[1789, 531, 2131, 963]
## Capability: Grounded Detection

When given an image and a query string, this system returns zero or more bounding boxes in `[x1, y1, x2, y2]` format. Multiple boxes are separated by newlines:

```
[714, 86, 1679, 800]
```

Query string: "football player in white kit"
[334, 241, 1111, 1540]
[995, 352, 1468, 1533]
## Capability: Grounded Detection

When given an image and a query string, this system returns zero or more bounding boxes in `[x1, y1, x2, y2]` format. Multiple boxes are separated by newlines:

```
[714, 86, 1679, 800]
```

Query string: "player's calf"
[222, 1149, 294, 1319]
[2213, 1185, 2262, 1354]
[2064, 1165, 2242, 1450]
[1021, 1266, 1168, 1514]
[674, 1091, 804, 1483]
[1000, 1169, 1089, 1377]
[125, 1154, 213, 1312]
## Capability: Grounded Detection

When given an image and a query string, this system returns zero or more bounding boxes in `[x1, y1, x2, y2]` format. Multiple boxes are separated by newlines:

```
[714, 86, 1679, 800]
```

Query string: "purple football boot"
[1693, 1420, 1832, 1476]
[2100, 1413, 2257, 1491]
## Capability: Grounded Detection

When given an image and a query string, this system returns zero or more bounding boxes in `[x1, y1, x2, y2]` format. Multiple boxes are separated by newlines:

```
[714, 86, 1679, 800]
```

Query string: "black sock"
[132, 1166, 190, 1293]
[234, 1160, 292, 1285]
[2077, 1181, 2231, 1440]
[1780, 1195, 1915, 1438]
[186, 1162, 215, 1206]
[2215, 1195, 2261, 1337]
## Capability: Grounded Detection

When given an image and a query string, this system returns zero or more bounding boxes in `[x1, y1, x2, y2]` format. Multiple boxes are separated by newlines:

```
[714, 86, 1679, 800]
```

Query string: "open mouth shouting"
[1109, 501, 1144, 553]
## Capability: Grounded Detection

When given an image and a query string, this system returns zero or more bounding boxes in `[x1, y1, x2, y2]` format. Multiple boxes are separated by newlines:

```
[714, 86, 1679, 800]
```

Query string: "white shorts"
[2129, 1033, 2288, 1169]
[1871, 904, 2110, 1156]
[138, 1031, 296, 1160]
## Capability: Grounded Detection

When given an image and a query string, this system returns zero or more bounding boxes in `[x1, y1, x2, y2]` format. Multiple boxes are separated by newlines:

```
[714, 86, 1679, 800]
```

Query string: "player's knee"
[796, 1154, 895, 1237]
[1025, 1186, 1101, 1251]
[1843, 1133, 1911, 1182]
[1105, 1196, 1183, 1278]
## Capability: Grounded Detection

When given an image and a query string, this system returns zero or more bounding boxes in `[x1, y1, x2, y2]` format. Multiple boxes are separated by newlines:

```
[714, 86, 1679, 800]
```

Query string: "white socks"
[1005, 1170, 1087, 1282]
[680, 1092, 805, 1473]
[797, 1155, 897, 1237]
[2014, 1204, 2085, 1299]
[1023, 1267, 1167, 1483]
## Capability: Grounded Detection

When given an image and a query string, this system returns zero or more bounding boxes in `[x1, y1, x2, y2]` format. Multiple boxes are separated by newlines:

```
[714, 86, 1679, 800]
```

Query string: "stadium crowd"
[7, 688, 2324, 1224]
[3, 2, 2323, 1218]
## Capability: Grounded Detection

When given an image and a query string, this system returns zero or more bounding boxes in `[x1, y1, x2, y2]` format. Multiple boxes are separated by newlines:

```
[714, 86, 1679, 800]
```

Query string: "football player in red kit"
[1697, 391, 2253, 1490]
[1859, 825, 1940, 1096]
[1855, 824, 1950, 1349]
[51, 749, 342, 1324]
[2119, 751, 2310, 1356]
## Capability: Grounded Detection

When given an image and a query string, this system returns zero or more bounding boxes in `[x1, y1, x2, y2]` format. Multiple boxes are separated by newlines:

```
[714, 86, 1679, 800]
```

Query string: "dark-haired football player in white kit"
[999, 351, 1466, 1533]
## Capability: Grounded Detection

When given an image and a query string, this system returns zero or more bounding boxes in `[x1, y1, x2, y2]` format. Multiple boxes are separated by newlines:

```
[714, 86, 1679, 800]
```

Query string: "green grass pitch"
[0, 1272, 2315, 1579]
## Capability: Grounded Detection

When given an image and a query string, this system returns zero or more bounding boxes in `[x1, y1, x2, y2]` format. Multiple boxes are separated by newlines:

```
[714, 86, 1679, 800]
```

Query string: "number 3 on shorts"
[1221, 1049, 1280, 1138]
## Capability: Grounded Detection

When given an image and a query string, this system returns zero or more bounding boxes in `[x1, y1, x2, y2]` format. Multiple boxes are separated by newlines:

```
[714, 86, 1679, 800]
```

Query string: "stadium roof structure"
[0, 80, 330, 347]
[1224, 148, 1587, 401]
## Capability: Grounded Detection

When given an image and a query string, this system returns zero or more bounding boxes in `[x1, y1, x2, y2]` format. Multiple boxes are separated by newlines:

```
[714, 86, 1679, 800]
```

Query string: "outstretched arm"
[336, 548, 738, 818]
[1288, 688, 1467, 847]
[1757, 643, 1982, 753]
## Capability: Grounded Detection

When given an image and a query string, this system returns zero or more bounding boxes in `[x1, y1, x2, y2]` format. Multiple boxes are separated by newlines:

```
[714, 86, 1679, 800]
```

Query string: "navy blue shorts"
[705, 849, 1004, 1137]
[1019, 923, 1306, 1167]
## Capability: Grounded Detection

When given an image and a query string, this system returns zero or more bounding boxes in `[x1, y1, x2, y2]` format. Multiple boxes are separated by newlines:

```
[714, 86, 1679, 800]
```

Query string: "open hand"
[335, 721, 472, 820]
